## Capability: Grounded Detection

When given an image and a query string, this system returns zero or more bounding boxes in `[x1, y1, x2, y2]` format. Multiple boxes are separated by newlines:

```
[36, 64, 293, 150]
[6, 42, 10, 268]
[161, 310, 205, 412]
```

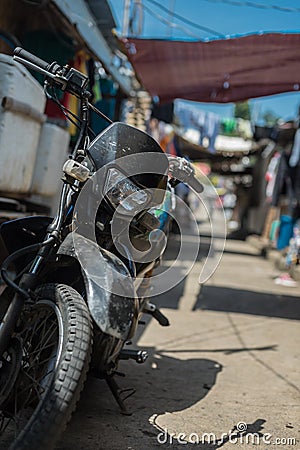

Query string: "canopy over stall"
[121, 33, 300, 103]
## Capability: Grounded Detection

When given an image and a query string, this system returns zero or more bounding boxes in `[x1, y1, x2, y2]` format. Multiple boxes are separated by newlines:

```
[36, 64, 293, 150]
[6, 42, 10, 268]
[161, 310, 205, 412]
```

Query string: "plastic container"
[0, 54, 46, 194]
[31, 122, 70, 196]
[277, 215, 294, 250]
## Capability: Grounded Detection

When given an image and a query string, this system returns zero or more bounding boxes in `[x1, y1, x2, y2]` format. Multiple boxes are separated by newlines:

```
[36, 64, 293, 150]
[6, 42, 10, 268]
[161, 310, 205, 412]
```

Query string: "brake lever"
[168, 156, 204, 193]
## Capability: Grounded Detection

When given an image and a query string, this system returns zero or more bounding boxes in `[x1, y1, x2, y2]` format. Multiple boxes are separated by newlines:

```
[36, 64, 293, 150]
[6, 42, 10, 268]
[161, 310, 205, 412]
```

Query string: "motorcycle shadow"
[56, 351, 222, 450]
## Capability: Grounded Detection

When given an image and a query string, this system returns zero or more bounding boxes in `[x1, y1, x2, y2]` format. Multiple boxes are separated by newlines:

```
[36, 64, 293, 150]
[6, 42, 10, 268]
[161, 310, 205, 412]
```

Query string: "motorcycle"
[0, 47, 203, 449]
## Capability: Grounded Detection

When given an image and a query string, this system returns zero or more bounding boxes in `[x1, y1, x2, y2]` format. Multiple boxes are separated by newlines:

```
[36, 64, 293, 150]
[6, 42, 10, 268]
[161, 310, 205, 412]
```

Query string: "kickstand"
[105, 375, 136, 416]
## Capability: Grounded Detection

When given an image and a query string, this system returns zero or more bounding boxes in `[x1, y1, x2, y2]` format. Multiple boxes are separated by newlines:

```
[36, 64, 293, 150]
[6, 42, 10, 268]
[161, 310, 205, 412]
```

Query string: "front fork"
[0, 184, 70, 359]
[0, 292, 25, 358]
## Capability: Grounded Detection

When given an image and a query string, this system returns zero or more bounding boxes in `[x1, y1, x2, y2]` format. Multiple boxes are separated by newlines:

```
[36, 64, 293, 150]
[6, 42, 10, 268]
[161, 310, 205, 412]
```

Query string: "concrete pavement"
[57, 211, 300, 450]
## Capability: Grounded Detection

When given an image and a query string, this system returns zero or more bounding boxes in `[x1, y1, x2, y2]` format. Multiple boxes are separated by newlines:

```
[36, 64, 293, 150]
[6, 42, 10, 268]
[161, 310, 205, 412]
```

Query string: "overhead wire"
[141, 3, 202, 39]
[144, 0, 224, 37]
[137, 0, 299, 41]
[203, 0, 300, 13]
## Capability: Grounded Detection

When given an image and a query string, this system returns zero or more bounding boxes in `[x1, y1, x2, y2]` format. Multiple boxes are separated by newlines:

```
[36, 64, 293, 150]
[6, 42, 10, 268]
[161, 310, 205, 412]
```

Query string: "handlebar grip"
[13, 47, 50, 72]
[188, 176, 204, 193]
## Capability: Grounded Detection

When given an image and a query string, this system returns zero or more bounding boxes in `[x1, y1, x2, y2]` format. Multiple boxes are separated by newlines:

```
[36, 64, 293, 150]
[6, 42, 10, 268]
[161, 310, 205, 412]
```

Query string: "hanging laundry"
[191, 109, 206, 129]
[271, 152, 291, 208]
[265, 152, 281, 200]
[173, 101, 194, 129]
[289, 128, 300, 167]
[173, 101, 220, 153]
[201, 112, 220, 153]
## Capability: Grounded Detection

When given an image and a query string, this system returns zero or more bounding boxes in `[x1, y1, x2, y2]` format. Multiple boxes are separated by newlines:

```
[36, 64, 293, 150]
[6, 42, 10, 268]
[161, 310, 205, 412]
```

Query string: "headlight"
[105, 168, 150, 215]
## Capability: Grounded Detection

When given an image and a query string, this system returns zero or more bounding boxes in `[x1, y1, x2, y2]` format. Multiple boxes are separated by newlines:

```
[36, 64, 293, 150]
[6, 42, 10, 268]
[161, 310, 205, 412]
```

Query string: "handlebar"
[13, 47, 90, 98]
[14, 47, 52, 72]
[168, 156, 204, 193]
[13, 47, 62, 80]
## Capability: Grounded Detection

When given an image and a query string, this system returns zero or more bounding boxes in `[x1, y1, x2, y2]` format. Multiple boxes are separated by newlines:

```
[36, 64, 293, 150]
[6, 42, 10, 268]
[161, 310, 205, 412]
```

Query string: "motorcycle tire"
[0, 283, 93, 450]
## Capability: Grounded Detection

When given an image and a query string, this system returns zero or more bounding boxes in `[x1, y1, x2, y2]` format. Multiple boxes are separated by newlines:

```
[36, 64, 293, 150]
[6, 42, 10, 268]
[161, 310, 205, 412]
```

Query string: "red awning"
[121, 33, 300, 103]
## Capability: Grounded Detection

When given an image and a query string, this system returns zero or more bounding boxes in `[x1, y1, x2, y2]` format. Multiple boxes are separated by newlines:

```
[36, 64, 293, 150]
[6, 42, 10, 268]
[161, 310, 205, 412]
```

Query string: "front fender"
[58, 232, 137, 340]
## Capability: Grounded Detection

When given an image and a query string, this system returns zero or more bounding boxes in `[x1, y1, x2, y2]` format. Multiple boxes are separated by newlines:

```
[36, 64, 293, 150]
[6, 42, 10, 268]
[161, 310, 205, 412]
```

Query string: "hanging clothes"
[201, 112, 220, 153]
[173, 101, 220, 153]
[289, 128, 300, 167]
[265, 152, 281, 200]
[288, 130, 300, 219]
[173, 102, 194, 129]
[271, 152, 293, 209]
[272, 149, 300, 221]
[289, 162, 300, 220]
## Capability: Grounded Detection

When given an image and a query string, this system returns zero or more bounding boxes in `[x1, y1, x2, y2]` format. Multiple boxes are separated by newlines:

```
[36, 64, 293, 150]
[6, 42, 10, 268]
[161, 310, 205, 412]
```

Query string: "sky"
[108, 0, 300, 123]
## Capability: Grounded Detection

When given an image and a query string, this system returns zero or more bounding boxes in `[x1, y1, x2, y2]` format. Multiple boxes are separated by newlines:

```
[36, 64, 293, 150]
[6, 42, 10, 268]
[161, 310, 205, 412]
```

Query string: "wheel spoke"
[0, 301, 60, 442]
[0, 413, 13, 434]
[0, 285, 91, 449]
[25, 321, 57, 359]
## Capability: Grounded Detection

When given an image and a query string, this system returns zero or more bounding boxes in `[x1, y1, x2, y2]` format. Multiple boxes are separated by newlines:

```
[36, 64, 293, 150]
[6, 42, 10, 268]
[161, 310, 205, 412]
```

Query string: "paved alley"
[57, 213, 300, 450]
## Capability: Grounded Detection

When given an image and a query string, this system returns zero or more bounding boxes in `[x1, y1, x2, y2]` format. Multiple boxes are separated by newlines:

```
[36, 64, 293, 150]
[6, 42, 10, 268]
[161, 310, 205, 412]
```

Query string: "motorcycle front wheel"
[0, 283, 93, 450]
